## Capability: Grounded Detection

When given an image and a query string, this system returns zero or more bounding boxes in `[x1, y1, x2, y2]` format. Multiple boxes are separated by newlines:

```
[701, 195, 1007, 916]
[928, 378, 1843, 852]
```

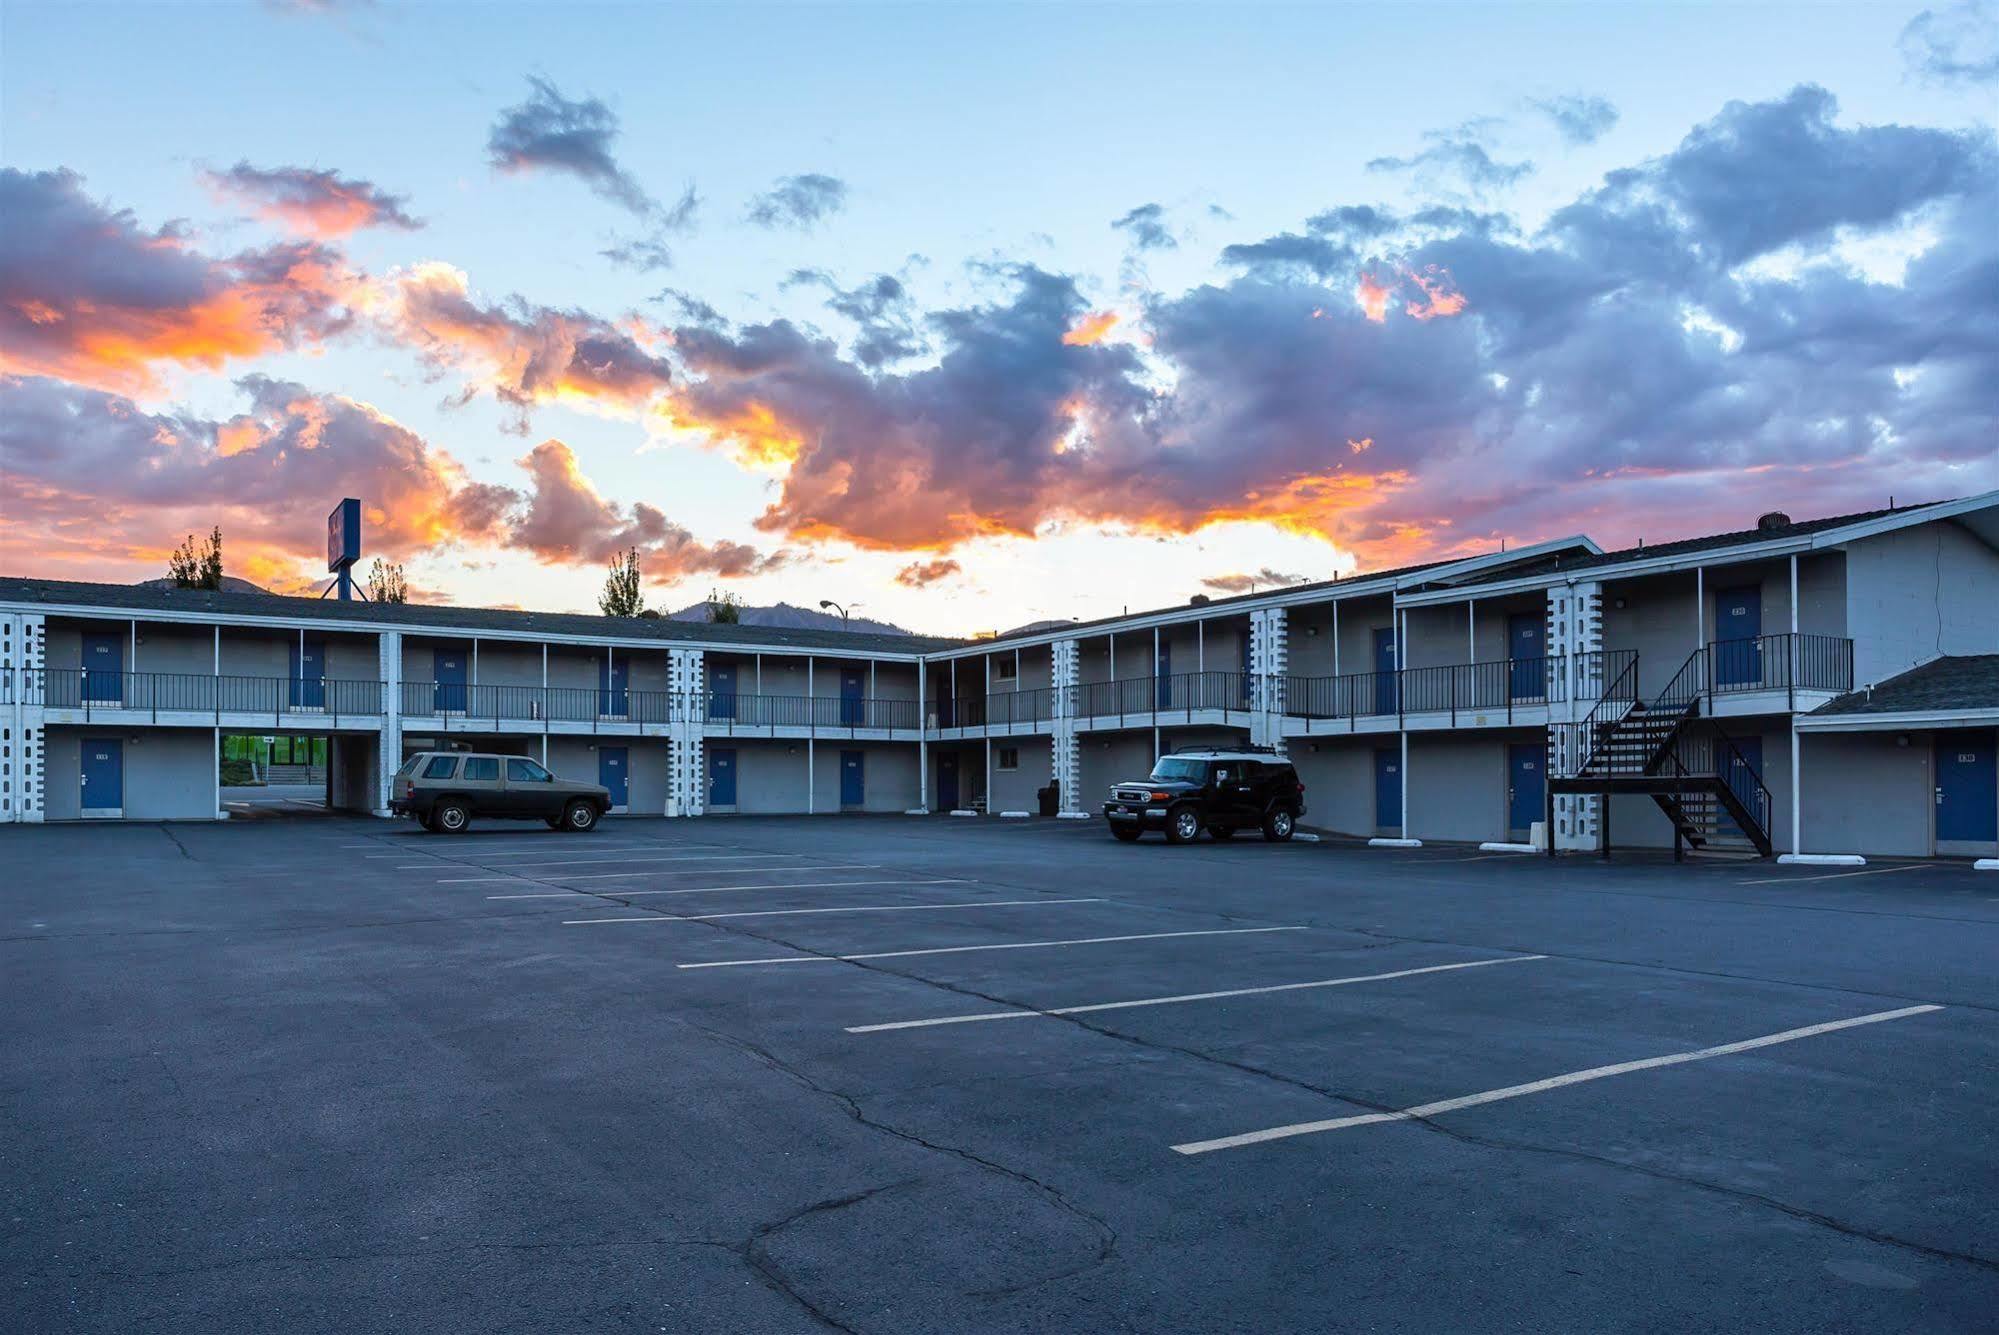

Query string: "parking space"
[5, 815, 1996, 1331]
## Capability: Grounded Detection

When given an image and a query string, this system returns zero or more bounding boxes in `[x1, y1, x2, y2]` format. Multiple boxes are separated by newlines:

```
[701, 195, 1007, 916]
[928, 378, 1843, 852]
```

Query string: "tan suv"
[391, 751, 611, 833]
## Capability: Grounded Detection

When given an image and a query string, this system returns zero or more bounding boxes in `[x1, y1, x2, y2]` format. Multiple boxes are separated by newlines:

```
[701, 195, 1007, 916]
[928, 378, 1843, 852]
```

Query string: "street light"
[819, 599, 856, 624]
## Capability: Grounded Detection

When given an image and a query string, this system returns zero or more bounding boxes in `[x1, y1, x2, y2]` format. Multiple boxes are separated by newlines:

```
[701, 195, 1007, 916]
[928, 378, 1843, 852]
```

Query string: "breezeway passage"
[6, 814, 1996, 1333]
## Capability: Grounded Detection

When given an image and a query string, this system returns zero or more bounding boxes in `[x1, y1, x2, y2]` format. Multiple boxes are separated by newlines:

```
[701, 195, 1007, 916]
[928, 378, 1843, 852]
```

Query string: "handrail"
[1569, 654, 1641, 774]
[37, 669, 385, 723]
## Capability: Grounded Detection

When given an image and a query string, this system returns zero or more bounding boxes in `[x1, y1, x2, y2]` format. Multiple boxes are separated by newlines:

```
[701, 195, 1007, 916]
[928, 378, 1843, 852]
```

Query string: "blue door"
[290, 637, 326, 708]
[841, 668, 864, 726]
[598, 746, 628, 809]
[599, 655, 628, 716]
[840, 750, 865, 806]
[1373, 627, 1398, 714]
[1720, 735, 1764, 839]
[1156, 639, 1172, 707]
[938, 752, 960, 810]
[708, 747, 737, 807]
[1508, 614, 1545, 700]
[1374, 748, 1401, 829]
[81, 737, 123, 812]
[82, 632, 123, 703]
[709, 663, 736, 720]
[434, 648, 467, 713]
[1713, 586, 1762, 687]
[1508, 743, 1543, 833]
[1935, 730, 1997, 844]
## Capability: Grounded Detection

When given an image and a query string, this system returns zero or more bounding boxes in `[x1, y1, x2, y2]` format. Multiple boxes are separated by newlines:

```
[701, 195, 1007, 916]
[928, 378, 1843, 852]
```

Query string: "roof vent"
[1757, 511, 1792, 532]
[1189, 594, 1211, 606]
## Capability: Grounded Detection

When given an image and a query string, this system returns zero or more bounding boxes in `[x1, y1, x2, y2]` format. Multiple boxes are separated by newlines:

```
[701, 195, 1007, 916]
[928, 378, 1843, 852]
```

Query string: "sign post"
[327, 498, 361, 601]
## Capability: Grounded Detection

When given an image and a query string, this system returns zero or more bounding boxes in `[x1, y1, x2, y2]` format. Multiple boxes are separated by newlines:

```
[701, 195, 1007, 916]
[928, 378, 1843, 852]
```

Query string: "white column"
[1400, 729, 1411, 839]
[1332, 601, 1341, 677]
[1695, 567, 1704, 652]
[807, 736, 815, 814]
[375, 629, 402, 817]
[1197, 620, 1205, 673]
[916, 657, 929, 812]
[1051, 638, 1082, 814]
[213, 726, 222, 821]
[1467, 602, 1475, 661]
[1790, 721, 1801, 856]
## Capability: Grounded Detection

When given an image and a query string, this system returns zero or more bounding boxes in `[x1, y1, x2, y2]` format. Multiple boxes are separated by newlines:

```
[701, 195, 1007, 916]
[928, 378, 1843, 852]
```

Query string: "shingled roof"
[0, 577, 965, 656]
[1813, 655, 1999, 717]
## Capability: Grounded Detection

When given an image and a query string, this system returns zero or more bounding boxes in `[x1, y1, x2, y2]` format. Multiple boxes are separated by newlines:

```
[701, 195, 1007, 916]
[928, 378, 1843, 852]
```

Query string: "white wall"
[1846, 523, 1999, 686]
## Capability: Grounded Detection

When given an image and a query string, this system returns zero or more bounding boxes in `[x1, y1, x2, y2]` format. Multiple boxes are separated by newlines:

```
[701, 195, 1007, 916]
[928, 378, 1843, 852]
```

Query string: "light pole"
[818, 599, 856, 624]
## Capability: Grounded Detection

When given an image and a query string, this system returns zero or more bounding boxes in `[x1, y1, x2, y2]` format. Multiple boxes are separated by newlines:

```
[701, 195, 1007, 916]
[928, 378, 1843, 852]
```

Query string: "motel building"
[3, 491, 1997, 864]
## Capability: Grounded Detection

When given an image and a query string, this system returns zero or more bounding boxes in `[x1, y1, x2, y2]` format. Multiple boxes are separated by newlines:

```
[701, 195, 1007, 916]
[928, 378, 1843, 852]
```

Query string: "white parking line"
[1170, 1003, 1945, 1155]
[679, 925, 1310, 969]
[436, 863, 882, 884]
[564, 897, 1102, 925]
[489, 878, 968, 900]
[844, 954, 1545, 1034]
[400, 853, 808, 871]
[1736, 865, 1925, 885]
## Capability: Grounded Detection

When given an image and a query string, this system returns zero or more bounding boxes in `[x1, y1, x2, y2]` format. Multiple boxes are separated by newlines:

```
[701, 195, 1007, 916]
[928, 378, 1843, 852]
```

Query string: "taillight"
[1297, 781, 1306, 793]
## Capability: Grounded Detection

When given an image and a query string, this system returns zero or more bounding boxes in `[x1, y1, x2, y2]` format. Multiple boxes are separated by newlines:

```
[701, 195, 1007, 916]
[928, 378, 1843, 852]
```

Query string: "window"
[507, 758, 552, 783]
[997, 747, 1019, 771]
[1149, 757, 1207, 783]
[462, 757, 499, 781]
[421, 755, 457, 780]
[995, 658, 1018, 682]
[397, 755, 425, 778]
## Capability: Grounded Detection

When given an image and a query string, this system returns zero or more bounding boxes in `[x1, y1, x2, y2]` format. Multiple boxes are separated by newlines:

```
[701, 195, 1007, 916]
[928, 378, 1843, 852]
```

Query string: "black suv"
[391, 751, 611, 834]
[1103, 749, 1306, 844]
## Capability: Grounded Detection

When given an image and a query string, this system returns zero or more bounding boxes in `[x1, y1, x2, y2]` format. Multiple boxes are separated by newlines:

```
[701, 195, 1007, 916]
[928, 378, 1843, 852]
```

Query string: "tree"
[706, 589, 743, 624]
[599, 548, 645, 617]
[168, 527, 224, 589]
[366, 558, 408, 604]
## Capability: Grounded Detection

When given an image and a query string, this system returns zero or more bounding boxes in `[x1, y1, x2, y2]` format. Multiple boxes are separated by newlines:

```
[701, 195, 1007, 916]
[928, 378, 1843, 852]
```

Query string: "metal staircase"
[1550, 649, 1774, 858]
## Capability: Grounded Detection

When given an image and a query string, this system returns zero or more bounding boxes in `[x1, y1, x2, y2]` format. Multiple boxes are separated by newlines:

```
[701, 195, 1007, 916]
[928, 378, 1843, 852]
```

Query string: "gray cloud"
[1368, 131, 1533, 195]
[1900, 1, 1999, 83]
[1528, 94, 1620, 147]
[1201, 568, 1307, 594]
[745, 173, 848, 230]
[488, 76, 658, 218]
[784, 267, 924, 367]
[1112, 202, 1177, 251]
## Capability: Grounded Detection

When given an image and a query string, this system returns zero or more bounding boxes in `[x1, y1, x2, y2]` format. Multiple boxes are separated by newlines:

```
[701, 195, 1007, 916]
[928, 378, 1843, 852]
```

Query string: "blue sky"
[3, 1, 1995, 631]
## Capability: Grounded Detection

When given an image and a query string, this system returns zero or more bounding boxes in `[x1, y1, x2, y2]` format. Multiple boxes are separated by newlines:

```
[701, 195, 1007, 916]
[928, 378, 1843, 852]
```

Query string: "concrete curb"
[1055, 811, 1092, 820]
[1777, 853, 1867, 867]
[1293, 832, 1321, 843]
[999, 810, 1031, 819]
[1477, 842, 1538, 854]
[1368, 837, 1422, 848]
[1974, 858, 1998, 872]
[949, 809, 979, 817]
[902, 808, 930, 816]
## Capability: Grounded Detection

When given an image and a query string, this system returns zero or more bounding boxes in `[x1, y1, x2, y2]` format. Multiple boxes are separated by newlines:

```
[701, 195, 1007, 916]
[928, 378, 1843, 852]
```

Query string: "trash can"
[1037, 781, 1059, 817]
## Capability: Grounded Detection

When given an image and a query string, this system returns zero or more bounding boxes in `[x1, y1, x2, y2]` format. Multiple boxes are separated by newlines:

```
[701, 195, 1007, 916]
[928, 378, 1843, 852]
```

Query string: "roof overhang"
[1797, 707, 1999, 733]
[1396, 491, 1999, 608]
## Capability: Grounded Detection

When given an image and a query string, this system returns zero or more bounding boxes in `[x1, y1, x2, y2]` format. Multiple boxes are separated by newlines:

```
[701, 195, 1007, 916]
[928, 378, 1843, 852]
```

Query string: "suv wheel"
[1262, 808, 1295, 842]
[1165, 806, 1202, 845]
[562, 800, 600, 833]
[433, 800, 470, 834]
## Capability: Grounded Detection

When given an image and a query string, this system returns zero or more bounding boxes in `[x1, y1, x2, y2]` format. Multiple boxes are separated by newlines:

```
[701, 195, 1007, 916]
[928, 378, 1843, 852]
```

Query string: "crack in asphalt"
[742, 1180, 920, 1332]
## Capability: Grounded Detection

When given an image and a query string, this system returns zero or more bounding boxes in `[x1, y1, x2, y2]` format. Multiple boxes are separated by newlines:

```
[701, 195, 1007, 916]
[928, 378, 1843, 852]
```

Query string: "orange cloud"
[1405, 265, 1468, 320]
[894, 557, 963, 588]
[0, 168, 358, 396]
[1062, 310, 1121, 346]
[373, 262, 674, 429]
[201, 162, 422, 238]
[1355, 272, 1394, 322]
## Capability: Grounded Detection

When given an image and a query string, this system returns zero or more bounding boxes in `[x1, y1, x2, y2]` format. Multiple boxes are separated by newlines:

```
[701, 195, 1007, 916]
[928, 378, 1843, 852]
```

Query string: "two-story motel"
[4, 491, 1996, 860]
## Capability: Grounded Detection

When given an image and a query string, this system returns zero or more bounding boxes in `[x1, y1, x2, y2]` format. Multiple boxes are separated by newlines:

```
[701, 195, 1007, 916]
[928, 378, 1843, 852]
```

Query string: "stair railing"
[1567, 653, 1641, 776]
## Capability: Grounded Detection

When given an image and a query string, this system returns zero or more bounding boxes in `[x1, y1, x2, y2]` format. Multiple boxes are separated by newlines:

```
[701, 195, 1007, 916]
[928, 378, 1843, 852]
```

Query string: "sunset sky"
[2, 0, 1995, 634]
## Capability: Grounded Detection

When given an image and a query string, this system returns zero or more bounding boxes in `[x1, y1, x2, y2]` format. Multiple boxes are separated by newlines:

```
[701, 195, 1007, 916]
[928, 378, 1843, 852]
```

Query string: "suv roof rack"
[1167, 744, 1284, 756]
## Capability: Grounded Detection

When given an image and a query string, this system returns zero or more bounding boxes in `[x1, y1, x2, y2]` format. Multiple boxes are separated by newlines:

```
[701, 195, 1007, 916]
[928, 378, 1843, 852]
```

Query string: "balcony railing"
[34, 669, 385, 723]
[700, 692, 920, 731]
[1072, 671, 1250, 720]
[1288, 653, 1593, 724]
[1706, 633, 1853, 699]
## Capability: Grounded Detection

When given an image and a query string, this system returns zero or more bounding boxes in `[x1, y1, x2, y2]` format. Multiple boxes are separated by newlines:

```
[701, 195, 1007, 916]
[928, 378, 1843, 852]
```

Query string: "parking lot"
[6, 815, 1996, 1333]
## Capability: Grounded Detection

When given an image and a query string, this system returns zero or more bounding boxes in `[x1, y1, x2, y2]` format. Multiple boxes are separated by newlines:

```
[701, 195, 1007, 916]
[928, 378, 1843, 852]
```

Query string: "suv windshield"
[1149, 758, 1209, 784]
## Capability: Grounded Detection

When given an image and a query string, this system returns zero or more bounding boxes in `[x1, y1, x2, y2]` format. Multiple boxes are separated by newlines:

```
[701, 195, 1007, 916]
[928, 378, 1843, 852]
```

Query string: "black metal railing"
[1708, 632, 1853, 700]
[1289, 654, 1576, 724]
[702, 692, 920, 731]
[38, 669, 385, 723]
[1071, 671, 1249, 720]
